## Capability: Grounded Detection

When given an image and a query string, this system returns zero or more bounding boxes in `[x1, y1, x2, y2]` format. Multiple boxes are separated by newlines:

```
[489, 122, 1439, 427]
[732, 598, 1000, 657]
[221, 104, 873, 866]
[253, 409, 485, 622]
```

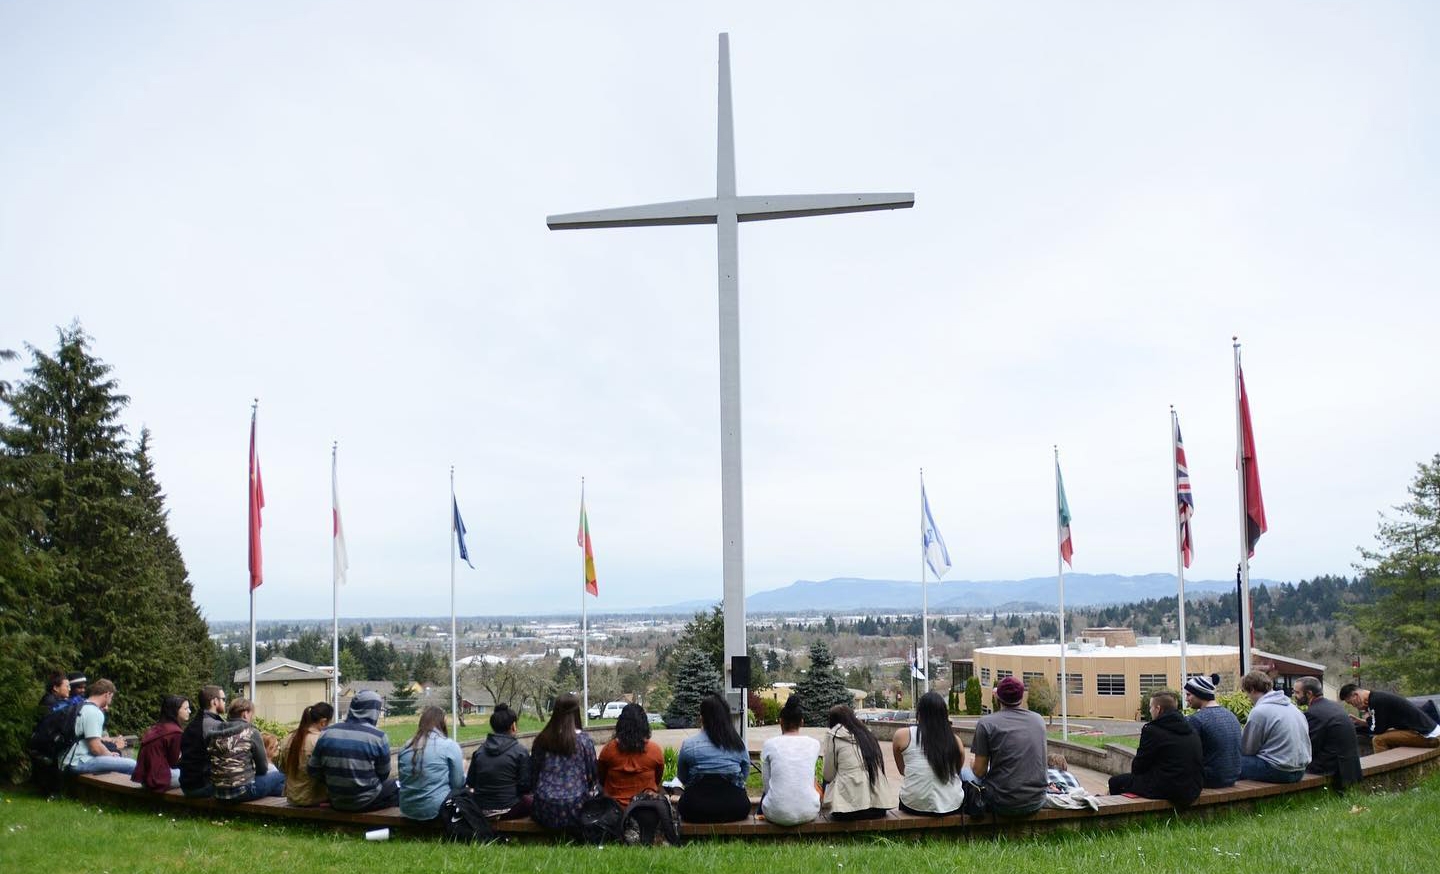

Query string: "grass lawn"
[3, 774, 1434, 873]
[1047, 731, 1140, 750]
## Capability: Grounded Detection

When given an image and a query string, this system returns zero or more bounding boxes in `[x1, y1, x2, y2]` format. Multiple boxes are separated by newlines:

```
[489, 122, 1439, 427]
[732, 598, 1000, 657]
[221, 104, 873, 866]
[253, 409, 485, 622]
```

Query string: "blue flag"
[921, 482, 951, 579]
[453, 497, 474, 569]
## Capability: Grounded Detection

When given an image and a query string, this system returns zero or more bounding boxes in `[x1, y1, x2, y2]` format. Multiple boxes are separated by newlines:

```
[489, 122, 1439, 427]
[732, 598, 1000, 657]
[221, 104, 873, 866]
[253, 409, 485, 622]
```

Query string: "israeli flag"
[921, 482, 951, 579]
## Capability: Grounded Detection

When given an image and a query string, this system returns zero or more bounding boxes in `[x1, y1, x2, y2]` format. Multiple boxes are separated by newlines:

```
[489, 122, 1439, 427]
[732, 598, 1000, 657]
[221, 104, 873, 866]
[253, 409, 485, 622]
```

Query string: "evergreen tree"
[794, 640, 851, 726]
[664, 646, 721, 728]
[0, 326, 211, 742]
[1352, 454, 1440, 692]
[387, 683, 418, 716]
[964, 676, 982, 715]
[672, 604, 725, 677]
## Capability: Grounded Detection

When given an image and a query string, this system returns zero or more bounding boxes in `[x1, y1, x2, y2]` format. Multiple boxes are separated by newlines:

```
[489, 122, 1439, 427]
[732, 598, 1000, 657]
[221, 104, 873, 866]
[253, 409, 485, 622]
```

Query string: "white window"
[1097, 674, 1126, 696]
[980, 667, 991, 685]
[1139, 674, 1169, 694]
[1056, 673, 1082, 695]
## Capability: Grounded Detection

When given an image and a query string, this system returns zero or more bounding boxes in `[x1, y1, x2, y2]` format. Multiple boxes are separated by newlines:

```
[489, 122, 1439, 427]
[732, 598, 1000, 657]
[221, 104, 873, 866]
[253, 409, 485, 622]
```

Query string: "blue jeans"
[67, 755, 137, 776]
[220, 769, 286, 802]
[1240, 755, 1305, 783]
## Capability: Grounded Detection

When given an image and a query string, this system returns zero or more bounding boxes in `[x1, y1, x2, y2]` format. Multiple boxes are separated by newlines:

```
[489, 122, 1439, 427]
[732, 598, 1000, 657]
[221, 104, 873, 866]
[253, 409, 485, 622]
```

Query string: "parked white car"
[601, 700, 628, 719]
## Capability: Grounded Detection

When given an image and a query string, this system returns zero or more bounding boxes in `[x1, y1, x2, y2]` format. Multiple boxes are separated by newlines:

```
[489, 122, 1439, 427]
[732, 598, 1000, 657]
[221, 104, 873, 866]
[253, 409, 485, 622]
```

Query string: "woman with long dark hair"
[530, 693, 598, 830]
[891, 690, 965, 815]
[676, 693, 753, 823]
[822, 704, 897, 820]
[398, 706, 465, 821]
[598, 702, 663, 806]
[759, 696, 821, 825]
[277, 702, 333, 806]
[132, 695, 191, 792]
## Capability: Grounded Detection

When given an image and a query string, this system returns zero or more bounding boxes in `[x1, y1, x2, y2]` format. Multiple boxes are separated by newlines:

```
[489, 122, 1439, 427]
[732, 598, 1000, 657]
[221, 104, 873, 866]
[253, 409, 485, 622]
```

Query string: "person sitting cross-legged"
[1108, 690, 1203, 806]
[1239, 671, 1311, 783]
[1341, 683, 1440, 753]
[61, 679, 136, 777]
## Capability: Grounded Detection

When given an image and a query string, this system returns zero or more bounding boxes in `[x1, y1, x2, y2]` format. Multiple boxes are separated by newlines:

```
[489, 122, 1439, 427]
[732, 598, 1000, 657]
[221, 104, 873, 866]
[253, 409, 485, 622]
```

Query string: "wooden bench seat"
[70, 744, 1440, 841]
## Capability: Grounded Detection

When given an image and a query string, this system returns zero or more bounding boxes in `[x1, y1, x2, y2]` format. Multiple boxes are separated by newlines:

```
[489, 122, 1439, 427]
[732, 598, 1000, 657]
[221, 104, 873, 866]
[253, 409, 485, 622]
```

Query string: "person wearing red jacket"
[132, 695, 190, 792]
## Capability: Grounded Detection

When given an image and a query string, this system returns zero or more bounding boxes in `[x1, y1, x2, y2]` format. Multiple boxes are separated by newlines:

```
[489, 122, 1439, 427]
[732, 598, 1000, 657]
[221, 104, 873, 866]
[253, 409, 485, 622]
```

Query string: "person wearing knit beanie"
[1184, 673, 1220, 702]
[1185, 673, 1241, 788]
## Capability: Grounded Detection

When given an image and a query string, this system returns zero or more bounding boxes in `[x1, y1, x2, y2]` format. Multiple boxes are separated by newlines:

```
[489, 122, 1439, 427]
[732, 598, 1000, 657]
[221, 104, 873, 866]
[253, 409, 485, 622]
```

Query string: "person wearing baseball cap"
[971, 676, 1047, 815]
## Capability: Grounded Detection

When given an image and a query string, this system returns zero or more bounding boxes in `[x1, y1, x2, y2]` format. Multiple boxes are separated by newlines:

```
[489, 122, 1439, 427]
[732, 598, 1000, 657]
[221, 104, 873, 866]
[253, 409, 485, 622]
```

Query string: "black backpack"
[440, 789, 496, 844]
[579, 795, 624, 845]
[621, 790, 682, 846]
[961, 779, 990, 818]
[28, 702, 85, 768]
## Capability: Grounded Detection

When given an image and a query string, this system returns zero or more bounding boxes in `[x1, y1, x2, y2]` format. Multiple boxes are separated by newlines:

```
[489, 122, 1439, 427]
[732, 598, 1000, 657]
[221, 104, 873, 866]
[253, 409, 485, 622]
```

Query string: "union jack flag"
[1175, 415, 1195, 568]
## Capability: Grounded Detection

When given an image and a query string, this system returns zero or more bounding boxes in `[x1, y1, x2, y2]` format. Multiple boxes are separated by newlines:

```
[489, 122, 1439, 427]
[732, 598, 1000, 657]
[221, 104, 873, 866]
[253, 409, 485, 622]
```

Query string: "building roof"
[974, 643, 1238, 660]
[233, 657, 336, 684]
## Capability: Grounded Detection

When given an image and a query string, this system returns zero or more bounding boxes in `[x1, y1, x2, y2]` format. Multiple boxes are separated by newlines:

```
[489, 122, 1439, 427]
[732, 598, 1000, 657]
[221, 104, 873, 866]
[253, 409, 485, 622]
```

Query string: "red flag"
[248, 409, 265, 590]
[1238, 367, 1267, 557]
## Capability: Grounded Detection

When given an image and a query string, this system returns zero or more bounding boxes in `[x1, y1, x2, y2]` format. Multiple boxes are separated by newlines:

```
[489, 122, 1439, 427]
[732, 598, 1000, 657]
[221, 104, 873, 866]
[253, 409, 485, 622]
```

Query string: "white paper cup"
[365, 828, 390, 841]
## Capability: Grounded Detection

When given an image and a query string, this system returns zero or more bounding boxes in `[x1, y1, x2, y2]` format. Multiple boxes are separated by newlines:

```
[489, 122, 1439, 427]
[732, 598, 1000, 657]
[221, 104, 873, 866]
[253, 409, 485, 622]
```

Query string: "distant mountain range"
[642, 573, 1270, 615]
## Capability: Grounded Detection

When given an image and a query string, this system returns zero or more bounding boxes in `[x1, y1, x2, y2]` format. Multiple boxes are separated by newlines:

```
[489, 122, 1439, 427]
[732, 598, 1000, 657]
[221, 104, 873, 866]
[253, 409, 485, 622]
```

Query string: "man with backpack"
[61, 679, 136, 776]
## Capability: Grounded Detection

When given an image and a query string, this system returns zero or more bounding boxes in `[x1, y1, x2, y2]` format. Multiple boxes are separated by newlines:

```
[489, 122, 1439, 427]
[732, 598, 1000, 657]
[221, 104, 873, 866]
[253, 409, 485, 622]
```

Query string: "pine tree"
[1352, 454, 1440, 693]
[0, 325, 213, 740]
[794, 640, 852, 726]
[664, 646, 721, 728]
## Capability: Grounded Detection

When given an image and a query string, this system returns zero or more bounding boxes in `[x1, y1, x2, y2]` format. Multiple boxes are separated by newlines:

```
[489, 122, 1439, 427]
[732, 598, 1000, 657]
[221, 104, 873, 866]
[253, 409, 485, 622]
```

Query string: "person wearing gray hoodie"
[465, 704, 532, 818]
[1238, 671, 1311, 783]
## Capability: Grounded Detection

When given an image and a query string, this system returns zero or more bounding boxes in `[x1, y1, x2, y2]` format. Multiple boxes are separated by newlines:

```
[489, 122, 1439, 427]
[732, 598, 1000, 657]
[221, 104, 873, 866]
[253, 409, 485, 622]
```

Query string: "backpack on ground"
[621, 790, 682, 846]
[440, 788, 496, 844]
[28, 701, 85, 770]
[579, 794, 624, 845]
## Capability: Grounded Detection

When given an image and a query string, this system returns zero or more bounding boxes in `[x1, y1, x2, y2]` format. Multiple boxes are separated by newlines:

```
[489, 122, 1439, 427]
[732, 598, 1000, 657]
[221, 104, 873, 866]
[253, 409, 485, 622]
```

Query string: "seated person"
[598, 703, 664, 807]
[1184, 673, 1241, 788]
[209, 697, 284, 802]
[398, 706, 466, 821]
[309, 690, 398, 812]
[822, 704, 897, 821]
[1045, 753, 1080, 794]
[1239, 671, 1311, 783]
[132, 695, 190, 792]
[1295, 677, 1361, 789]
[676, 694, 753, 824]
[760, 696, 821, 826]
[971, 677, 1047, 815]
[530, 694, 598, 831]
[179, 685, 227, 798]
[466, 703, 533, 818]
[61, 679, 136, 776]
[36, 671, 69, 722]
[891, 691, 966, 816]
[1107, 690, 1203, 806]
[1341, 683, 1440, 753]
[276, 702, 333, 806]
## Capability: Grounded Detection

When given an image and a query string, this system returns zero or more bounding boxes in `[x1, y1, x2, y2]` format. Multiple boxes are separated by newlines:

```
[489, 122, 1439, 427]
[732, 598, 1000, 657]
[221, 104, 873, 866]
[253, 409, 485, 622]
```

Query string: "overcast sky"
[3, 3, 1437, 622]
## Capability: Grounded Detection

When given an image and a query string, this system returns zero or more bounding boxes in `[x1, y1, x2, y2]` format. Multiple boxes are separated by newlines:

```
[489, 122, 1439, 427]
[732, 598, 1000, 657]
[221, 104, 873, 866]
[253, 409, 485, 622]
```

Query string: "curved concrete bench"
[69, 744, 1440, 841]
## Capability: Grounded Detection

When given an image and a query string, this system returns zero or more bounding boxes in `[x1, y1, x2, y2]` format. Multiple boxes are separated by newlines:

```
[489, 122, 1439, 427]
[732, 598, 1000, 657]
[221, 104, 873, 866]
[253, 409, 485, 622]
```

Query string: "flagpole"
[1055, 445, 1068, 741]
[332, 442, 341, 715]
[580, 477, 589, 726]
[1170, 409, 1190, 686]
[1233, 338, 1253, 676]
[249, 400, 258, 705]
[450, 467, 459, 724]
[919, 469, 930, 695]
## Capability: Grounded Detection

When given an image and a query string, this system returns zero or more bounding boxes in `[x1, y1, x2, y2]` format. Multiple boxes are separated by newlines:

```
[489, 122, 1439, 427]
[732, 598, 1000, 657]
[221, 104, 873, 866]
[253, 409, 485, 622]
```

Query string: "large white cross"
[547, 33, 912, 728]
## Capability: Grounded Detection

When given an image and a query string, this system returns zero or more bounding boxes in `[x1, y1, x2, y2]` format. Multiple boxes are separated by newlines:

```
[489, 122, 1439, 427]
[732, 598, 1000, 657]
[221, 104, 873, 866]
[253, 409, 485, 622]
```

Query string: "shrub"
[1217, 690, 1253, 724]
[964, 676, 982, 715]
[662, 746, 678, 782]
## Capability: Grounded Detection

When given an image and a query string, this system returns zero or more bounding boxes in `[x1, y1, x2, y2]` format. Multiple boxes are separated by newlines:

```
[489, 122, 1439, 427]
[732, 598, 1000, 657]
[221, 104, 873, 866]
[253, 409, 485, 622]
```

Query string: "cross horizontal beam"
[546, 191, 914, 230]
